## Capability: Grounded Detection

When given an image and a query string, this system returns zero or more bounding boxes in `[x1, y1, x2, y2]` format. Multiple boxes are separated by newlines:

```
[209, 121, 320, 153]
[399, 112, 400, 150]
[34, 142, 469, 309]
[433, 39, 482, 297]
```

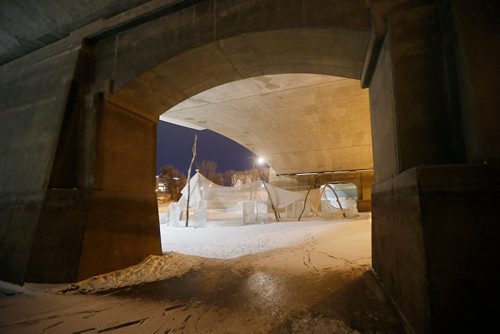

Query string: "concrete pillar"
[359, 170, 374, 212]
[292, 170, 374, 212]
[0, 44, 83, 284]
[0, 42, 161, 284]
[25, 96, 162, 283]
[368, 1, 500, 332]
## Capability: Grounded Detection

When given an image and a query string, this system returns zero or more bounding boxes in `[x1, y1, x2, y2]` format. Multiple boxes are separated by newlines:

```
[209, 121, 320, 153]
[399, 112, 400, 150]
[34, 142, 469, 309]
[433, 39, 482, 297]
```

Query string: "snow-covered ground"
[161, 213, 372, 260]
[52, 213, 371, 294]
[0, 213, 391, 334]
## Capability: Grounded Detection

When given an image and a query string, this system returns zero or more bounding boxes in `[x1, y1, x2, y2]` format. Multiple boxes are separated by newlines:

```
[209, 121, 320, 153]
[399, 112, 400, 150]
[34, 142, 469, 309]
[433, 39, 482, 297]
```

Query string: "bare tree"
[222, 170, 235, 186]
[158, 165, 186, 201]
[198, 160, 223, 185]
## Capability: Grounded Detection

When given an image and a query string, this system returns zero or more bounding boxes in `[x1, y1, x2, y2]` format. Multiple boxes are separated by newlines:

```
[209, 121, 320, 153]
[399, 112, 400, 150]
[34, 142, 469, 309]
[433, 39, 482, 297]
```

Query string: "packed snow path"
[0, 213, 405, 333]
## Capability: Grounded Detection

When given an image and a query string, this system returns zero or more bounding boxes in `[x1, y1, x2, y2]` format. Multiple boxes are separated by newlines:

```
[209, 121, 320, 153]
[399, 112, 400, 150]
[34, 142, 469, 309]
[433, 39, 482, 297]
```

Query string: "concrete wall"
[367, 1, 500, 332]
[1, 1, 499, 333]
[77, 101, 160, 280]
[368, 4, 453, 332]
[0, 41, 161, 283]
[25, 98, 162, 283]
[0, 0, 371, 285]
[94, 0, 370, 93]
[449, 0, 500, 163]
[369, 34, 398, 183]
[0, 45, 82, 283]
[0, 0, 152, 65]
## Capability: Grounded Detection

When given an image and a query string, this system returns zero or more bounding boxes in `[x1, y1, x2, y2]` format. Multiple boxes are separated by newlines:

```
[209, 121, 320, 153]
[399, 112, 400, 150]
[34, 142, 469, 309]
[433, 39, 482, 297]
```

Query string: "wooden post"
[185, 135, 197, 227]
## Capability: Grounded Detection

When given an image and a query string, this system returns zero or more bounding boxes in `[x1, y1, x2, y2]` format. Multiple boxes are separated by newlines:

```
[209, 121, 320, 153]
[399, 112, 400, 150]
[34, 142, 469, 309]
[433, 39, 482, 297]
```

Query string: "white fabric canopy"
[163, 172, 359, 225]
[178, 172, 305, 211]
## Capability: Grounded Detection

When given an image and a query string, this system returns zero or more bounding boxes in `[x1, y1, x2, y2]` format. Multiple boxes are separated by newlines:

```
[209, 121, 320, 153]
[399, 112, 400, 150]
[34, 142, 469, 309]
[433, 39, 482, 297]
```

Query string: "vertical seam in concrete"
[112, 35, 118, 80]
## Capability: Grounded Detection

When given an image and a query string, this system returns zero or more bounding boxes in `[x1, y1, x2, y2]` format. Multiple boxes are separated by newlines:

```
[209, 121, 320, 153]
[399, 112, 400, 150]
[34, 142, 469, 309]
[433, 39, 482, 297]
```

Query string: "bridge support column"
[25, 96, 162, 282]
[0, 41, 161, 284]
[367, 1, 500, 332]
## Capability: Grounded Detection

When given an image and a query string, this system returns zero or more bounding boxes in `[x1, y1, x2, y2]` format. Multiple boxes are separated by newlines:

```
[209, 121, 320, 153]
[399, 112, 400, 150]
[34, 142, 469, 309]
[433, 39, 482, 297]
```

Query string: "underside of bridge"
[162, 74, 373, 175]
[0, 0, 499, 333]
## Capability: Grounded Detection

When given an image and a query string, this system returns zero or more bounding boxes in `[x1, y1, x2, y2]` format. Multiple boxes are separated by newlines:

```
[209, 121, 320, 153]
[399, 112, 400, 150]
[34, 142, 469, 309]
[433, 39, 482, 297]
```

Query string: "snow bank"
[0, 280, 35, 296]
[56, 252, 205, 294]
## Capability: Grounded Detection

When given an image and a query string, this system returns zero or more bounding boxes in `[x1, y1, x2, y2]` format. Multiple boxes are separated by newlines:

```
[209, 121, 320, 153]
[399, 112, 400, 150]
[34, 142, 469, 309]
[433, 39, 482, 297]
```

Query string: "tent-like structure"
[162, 172, 358, 226]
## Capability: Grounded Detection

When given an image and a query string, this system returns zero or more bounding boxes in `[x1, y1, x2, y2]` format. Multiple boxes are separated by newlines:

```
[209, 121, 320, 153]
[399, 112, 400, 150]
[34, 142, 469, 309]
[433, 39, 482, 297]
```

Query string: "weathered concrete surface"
[0, 45, 83, 284]
[0, 52, 162, 283]
[449, 0, 500, 164]
[368, 34, 398, 184]
[372, 164, 500, 333]
[96, 0, 372, 177]
[367, 1, 500, 332]
[162, 74, 373, 175]
[95, 0, 371, 93]
[369, 3, 462, 184]
[0, 0, 370, 285]
[417, 164, 500, 332]
[106, 27, 371, 117]
[25, 100, 162, 283]
[77, 101, 161, 280]
[24, 190, 90, 283]
[372, 168, 430, 333]
[391, 5, 457, 170]
[1, 1, 499, 333]
[0, 0, 152, 65]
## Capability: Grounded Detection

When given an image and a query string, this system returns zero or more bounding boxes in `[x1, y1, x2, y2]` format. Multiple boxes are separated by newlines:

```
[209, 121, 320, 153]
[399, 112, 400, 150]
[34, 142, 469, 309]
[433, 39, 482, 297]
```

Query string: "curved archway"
[1, 1, 494, 332]
[106, 28, 370, 119]
[26, 1, 375, 284]
[159, 73, 373, 175]
[74, 23, 374, 282]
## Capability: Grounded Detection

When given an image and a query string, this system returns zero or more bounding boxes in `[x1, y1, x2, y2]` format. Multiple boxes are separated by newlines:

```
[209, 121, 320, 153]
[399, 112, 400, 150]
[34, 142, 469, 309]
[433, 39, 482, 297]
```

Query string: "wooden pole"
[298, 184, 313, 221]
[185, 134, 197, 227]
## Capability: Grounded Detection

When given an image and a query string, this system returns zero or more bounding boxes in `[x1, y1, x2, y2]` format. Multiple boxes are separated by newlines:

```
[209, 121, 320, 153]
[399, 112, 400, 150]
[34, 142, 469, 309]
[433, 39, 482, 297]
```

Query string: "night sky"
[156, 121, 255, 175]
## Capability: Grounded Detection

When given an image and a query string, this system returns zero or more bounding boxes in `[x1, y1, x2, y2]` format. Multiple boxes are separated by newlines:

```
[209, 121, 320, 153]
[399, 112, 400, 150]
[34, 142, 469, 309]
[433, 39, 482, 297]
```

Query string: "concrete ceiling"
[161, 74, 373, 175]
[0, 0, 151, 65]
[1, 0, 372, 68]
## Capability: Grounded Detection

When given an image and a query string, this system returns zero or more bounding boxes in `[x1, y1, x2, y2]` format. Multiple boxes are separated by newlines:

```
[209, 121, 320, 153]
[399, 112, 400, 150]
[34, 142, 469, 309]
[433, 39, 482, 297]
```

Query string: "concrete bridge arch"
[1, 1, 498, 332]
[2, 0, 373, 285]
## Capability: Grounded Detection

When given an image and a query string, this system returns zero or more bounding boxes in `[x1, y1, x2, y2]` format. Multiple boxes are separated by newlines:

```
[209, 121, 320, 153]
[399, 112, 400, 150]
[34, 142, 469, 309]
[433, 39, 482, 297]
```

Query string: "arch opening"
[151, 72, 374, 262]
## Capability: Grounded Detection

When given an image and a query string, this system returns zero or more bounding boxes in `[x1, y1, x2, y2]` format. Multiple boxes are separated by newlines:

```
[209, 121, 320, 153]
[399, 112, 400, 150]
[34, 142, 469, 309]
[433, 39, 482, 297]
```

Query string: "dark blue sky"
[156, 121, 254, 175]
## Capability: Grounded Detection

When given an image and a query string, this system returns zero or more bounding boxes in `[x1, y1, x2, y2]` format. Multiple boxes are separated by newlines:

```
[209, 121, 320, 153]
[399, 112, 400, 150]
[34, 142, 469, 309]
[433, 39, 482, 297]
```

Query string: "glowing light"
[256, 156, 265, 165]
